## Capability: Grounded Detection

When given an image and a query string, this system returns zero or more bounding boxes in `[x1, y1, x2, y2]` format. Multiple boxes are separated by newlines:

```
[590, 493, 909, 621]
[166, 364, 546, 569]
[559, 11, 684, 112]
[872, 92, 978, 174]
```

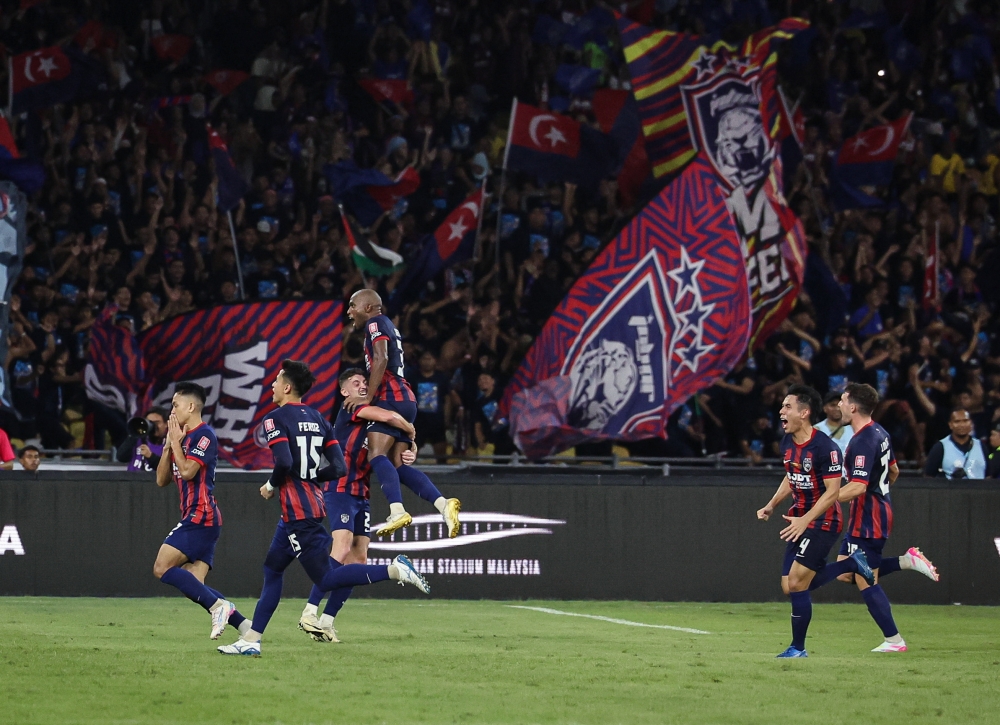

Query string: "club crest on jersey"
[341, 514, 350, 523]
[855, 455, 865, 468]
[802, 454, 812, 473]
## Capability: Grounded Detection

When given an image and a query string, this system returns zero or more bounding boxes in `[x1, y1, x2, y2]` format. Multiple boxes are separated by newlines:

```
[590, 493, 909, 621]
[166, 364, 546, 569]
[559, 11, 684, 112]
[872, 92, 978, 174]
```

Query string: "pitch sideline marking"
[507, 605, 711, 634]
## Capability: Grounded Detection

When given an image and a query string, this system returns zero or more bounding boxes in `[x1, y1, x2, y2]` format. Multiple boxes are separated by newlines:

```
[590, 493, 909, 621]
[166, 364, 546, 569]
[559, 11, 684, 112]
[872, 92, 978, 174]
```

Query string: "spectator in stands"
[988, 424, 1000, 479]
[0, 427, 16, 470]
[17, 445, 41, 473]
[924, 408, 988, 480]
[116, 408, 168, 473]
[814, 391, 853, 455]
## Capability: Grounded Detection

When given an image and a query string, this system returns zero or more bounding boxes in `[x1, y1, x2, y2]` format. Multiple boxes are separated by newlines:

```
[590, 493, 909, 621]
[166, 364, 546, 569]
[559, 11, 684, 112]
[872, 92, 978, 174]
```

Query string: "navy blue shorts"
[839, 535, 887, 570]
[366, 400, 417, 443]
[782, 528, 840, 575]
[164, 520, 221, 568]
[325, 491, 371, 536]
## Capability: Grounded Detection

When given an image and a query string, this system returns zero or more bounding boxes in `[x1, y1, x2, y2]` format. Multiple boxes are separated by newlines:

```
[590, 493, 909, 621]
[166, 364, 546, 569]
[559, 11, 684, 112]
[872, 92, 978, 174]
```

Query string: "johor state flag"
[358, 79, 414, 108]
[505, 99, 618, 189]
[0, 116, 45, 193]
[151, 34, 192, 62]
[325, 161, 421, 226]
[503, 157, 751, 458]
[207, 124, 248, 212]
[10, 44, 104, 113]
[592, 88, 651, 208]
[204, 69, 250, 96]
[836, 113, 911, 188]
[395, 187, 484, 300]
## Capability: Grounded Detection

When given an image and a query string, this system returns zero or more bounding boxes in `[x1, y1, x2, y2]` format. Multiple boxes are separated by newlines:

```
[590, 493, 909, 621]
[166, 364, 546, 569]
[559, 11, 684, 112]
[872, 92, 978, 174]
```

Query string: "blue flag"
[207, 124, 248, 212]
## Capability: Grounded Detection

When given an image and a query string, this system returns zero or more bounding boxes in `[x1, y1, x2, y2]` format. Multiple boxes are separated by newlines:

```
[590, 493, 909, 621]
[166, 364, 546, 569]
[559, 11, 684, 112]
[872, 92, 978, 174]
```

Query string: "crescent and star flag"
[150, 34, 193, 63]
[0, 115, 45, 194]
[394, 187, 484, 300]
[358, 79, 414, 108]
[340, 206, 404, 277]
[207, 124, 248, 212]
[505, 99, 619, 190]
[619, 15, 809, 351]
[503, 157, 751, 458]
[85, 301, 343, 469]
[204, 69, 250, 96]
[831, 113, 912, 210]
[9, 44, 104, 114]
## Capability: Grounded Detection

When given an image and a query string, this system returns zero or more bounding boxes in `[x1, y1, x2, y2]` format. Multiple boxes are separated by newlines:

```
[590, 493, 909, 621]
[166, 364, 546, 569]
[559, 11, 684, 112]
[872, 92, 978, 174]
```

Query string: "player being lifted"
[834, 383, 917, 652]
[154, 382, 252, 640]
[757, 385, 875, 658]
[345, 289, 461, 538]
[218, 360, 429, 657]
[298, 367, 420, 643]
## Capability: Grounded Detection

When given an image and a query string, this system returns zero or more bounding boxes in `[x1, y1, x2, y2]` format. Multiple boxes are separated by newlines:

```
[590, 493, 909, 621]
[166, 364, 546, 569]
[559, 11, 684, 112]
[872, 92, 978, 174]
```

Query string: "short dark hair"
[174, 382, 207, 409]
[338, 367, 366, 390]
[950, 407, 971, 420]
[787, 384, 823, 424]
[146, 406, 170, 421]
[19, 444, 40, 456]
[845, 382, 879, 416]
[281, 359, 316, 397]
[822, 391, 842, 406]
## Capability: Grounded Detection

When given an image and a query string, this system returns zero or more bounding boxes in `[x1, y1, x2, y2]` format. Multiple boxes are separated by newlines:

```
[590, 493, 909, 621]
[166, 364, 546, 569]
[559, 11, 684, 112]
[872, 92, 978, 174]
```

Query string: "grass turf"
[1, 598, 998, 725]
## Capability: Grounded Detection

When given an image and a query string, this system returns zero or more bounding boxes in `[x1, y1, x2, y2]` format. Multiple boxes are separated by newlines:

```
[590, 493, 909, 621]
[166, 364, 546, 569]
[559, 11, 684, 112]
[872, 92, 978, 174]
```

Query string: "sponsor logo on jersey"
[830, 450, 839, 464]
[264, 419, 275, 432]
[368, 321, 380, 339]
[197, 436, 210, 451]
[854, 455, 865, 468]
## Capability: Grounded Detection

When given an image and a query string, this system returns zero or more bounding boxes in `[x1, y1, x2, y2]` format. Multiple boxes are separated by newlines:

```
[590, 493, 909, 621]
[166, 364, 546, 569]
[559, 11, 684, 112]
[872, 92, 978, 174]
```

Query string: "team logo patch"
[368, 321, 379, 337]
[802, 455, 812, 473]
[855, 455, 865, 468]
[196, 436, 210, 451]
[830, 450, 839, 464]
[264, 419, 275, 432]
[341, 514, 351, 523]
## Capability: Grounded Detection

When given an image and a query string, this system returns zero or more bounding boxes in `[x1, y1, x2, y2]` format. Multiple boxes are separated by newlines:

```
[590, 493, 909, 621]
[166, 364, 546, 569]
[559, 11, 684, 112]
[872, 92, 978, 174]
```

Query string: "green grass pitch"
[2, 598, 998, 724]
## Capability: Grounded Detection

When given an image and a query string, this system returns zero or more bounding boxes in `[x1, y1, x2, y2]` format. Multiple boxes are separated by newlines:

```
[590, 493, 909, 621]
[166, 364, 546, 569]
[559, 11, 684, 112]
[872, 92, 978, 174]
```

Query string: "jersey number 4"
[296, 436, 322, 480]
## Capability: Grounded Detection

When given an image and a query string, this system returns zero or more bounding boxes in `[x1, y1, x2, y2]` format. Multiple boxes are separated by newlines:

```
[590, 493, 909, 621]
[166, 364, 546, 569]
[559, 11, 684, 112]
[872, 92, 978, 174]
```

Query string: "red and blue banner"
[830, 113, 912, 209]
[0, 116, 45, 194]
[85, 301, 343, 469]
[324, 161, 421, 226]
[503, 158, 751, 458]
[207, 123, 248, 213]
[10, 44, 105, 114]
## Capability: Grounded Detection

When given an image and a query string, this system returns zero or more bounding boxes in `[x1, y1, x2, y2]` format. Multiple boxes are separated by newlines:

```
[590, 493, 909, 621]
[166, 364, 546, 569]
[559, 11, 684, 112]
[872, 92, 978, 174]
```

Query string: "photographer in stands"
[923, 408, 988, 480]
[116, 408, 169, 473]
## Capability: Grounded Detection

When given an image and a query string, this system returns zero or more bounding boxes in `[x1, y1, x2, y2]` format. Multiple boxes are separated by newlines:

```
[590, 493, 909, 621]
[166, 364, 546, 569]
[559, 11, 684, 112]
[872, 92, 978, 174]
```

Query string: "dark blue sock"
[371, 455, 403, 504]
[397, 464, 442, 503]
[205, 585, 246, 629]
[322, 587, 354, 618]
[808, 558, 858, 590]
[879, 557, 901, 576]
[861, 584, 899, 638]
[320, 564, 390, 590]
[789, 591, 812, 651]
[250, 565, 284, 636]
[160, 567, 219, 611]
[307, 584, 325, 607]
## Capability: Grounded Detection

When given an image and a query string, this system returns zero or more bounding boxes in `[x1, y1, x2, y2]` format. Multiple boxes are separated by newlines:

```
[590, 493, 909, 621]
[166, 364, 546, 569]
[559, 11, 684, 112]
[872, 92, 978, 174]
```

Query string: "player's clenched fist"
[757, 506, 773, 521]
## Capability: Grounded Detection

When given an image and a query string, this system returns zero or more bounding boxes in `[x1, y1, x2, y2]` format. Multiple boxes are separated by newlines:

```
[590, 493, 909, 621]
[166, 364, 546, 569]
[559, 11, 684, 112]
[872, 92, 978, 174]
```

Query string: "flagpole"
[227, 210, 245, 300]
[493, 97, 517, 271]
[472, 186, 489, 264]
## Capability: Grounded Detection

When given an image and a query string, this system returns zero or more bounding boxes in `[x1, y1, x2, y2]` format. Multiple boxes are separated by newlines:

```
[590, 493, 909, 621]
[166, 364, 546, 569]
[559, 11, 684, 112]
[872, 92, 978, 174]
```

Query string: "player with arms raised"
[218, 360, 429, 657]
[757, 385, 874, 658]
[154, 382, 252, 640]
[345, 289, 461, 537]
[298, 367, 420, 643]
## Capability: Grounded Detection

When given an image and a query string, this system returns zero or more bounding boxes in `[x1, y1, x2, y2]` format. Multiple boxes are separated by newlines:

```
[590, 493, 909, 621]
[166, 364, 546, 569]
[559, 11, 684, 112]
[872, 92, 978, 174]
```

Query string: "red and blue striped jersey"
[363, 314, 416, 404]
[330, 405, 371, 498]
[174, 423, 221, 526]
[844, 421, 896, 539]
[262, 403, 339, 522]
[780, 428, 843, 533]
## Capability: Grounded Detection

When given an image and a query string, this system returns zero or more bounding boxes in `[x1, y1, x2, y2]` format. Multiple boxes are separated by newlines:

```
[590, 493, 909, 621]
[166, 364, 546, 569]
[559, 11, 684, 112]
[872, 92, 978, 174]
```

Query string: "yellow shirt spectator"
[929, 152, 965, 194]
[980, 154, 999, 197]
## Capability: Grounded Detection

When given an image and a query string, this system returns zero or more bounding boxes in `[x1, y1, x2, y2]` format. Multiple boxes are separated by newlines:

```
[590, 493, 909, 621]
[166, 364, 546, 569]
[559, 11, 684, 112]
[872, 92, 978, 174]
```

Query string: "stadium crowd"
[0, 0, 999, 476]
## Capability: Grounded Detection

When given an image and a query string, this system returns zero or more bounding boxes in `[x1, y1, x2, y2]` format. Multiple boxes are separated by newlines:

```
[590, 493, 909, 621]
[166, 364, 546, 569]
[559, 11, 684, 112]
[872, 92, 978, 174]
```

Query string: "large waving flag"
[394, 187, 484, 301]
[207, 124, 248, 212]
[505, 99, 619, 189]
[9, 44, 105, 114]
[619, 16, 808, 350]
[0, 115, 45, 194]
[340, 206, 404, 277]
[592, 88, 650, 208]
[358, 79, 414, 108]
[324, 161, 421, 226]
[503, 158, 751, 458]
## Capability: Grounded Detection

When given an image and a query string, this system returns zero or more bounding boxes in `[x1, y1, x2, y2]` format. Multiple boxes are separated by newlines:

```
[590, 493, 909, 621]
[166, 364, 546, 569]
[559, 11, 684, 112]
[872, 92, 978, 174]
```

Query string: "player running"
[153, 382, 252, 640]
[298, 367, 420, 643]
[218, 360, 429, 657]
[836, 383, 909, 652]
[757, 385, 875, 658]
[345, 289, 461, 538]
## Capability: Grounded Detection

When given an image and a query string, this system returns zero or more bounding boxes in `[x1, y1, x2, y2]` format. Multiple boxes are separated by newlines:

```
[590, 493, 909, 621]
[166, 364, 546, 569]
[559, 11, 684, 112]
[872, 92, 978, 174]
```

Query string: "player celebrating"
[218, 360, 429, 657]
[298, 367, 420, 643]
[345, 289, 461, 538]
[757, 385, 874, 658]
[153, 382, 251, 640]
[836, 383, 908, 652]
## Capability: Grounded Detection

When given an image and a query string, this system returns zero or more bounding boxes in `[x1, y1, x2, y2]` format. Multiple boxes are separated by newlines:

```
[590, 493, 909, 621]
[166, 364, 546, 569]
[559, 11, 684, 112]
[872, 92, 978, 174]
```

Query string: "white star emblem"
[852, 136, 868, 151]
[38, 56, 58, 78]
[447, 216, 469, 240]
[544, 125, 567, 148]
[667, 246, 706, 307]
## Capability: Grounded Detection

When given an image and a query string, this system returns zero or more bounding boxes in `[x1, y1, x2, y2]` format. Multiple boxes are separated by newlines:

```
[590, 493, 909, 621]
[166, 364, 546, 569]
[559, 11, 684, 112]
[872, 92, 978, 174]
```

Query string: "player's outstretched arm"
[757, 475, 791, 521]
[838, 481, 867, 502]
[354, 406, 416, 439]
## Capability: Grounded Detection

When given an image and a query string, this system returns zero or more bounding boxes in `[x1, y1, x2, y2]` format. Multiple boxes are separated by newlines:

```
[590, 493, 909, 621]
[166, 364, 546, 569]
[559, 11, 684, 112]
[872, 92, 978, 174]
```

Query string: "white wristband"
[264, 481, 274, 492]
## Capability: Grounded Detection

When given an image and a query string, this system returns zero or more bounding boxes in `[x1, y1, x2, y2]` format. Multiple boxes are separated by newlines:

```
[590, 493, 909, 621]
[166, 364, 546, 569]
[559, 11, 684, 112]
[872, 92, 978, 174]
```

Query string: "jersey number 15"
[296, 435, 322, 480]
